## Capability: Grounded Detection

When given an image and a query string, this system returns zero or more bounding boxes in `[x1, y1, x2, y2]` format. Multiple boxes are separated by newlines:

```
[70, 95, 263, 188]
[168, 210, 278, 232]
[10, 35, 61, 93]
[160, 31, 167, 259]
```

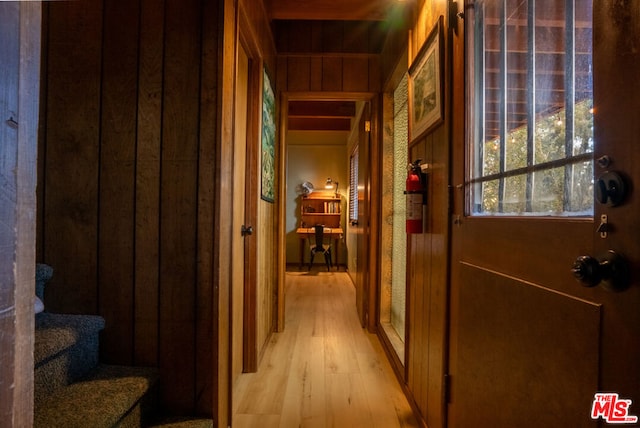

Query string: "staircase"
[33, 264, 213, 427]
[34, 311, 159, 428]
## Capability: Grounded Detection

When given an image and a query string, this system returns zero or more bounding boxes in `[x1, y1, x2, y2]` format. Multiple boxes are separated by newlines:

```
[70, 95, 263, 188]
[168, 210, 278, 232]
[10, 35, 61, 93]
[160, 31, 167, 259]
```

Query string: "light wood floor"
[232, 271, 420, 428]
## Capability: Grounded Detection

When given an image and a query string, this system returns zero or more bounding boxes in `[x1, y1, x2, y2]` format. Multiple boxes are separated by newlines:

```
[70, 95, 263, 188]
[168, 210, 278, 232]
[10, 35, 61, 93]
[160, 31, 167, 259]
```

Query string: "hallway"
[232, 272, 419, 427]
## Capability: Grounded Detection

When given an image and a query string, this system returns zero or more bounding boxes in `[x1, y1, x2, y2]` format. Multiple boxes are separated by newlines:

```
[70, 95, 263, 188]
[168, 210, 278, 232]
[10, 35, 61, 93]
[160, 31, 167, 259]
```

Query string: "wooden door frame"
[276, 91, 380, 333]
[0, 3, 41, 426]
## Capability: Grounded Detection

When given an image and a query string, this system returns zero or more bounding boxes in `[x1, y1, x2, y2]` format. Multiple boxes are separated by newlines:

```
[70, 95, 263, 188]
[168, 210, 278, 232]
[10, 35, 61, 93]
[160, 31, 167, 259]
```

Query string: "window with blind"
[468, 0, 594, 216]
[349, 147, 359, 222]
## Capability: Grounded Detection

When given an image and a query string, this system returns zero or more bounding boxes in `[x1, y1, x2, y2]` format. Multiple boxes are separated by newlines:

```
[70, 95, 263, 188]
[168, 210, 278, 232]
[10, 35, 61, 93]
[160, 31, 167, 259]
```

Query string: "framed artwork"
[408, 15, 444, 143]
[261, 67, 276, 202]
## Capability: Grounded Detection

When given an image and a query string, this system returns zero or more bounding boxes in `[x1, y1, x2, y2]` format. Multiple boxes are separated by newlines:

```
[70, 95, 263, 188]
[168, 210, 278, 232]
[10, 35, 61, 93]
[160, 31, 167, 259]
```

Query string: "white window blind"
[349, 148, 359, 222]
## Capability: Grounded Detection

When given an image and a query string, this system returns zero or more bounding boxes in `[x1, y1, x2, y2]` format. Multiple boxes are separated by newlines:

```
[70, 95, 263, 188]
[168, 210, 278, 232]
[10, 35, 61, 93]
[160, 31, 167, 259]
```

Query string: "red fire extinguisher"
[405, 160, 425, 234]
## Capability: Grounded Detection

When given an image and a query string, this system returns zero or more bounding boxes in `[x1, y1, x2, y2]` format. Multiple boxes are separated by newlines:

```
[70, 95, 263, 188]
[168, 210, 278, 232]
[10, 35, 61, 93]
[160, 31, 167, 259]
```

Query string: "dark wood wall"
[394, 5, 450, 428]
[274, 20, 382, 93]
[38, 0, 220, 415]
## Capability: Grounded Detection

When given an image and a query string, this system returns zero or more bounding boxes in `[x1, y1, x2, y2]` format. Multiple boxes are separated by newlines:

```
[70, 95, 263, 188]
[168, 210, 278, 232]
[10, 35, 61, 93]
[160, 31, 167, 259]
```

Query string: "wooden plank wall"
[379, 3, 451, 428]
[275, 20, 382, 93]
[38, 0, 221, 415]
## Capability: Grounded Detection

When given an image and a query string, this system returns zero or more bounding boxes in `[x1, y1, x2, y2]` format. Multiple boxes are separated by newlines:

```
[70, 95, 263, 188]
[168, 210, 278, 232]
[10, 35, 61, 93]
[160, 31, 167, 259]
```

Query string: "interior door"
[231, 45, 249, 386]
[355, 103, 370, 327]
[448, 2, 640, 427]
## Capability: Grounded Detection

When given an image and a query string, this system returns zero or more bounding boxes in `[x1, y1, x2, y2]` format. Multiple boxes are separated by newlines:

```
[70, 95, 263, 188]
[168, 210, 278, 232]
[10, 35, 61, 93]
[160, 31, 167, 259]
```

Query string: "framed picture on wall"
[261, 66, 276, 203]
[408, 15, 444, 144]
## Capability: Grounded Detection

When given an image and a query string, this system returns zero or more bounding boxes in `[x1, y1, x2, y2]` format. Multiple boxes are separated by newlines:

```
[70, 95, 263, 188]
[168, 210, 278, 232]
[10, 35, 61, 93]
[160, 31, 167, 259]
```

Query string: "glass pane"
[568, 160, 594, 214]
[468, 0, 593, 217]
[481, 180, 499, 213]
[535, 109, 566, 163]
[506, 126, 528, 171]
[379, 75, 408, 364]
[484, 0, 501, 147]
[483, 138, 500, 175]
[532, 167, 564, 213]
[506, 0, 528, 171]
[503, 175, 526, 213]
[391, 75, 407, 344]
[574, 0, 594, 156]
[534, 0, 566, 164]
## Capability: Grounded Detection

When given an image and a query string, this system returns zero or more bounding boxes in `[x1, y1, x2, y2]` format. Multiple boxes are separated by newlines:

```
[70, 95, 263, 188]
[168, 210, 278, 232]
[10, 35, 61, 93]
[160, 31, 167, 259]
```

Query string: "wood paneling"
[289, 100, 356, 117]
[43, 0, 103, 315]
[134, 0, 164, 369]
[286, 57, 311, 91]
[257, 201, 278, 356]
[405, 151, 449, 427]
[287, 100, 356, 131]
[214, 0, 237, 423]
[343, 58, 370, 92]
[281, 56, 380, 93]
[195, 0, 218, 413]
[159, 0, 201, 412]
[457, 264, 600, 428]
[98, 0, 139, 365]
[267, 0, 392, 22]
[400, 3, 450, 428]
[38, 0, 274, 418]
[276, 21, 382, 93]
[322, 58, 343, 92]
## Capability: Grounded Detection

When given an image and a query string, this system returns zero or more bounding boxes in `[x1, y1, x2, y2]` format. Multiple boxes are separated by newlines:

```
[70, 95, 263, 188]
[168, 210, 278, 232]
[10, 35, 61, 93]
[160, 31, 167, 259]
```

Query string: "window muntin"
[468, 0, 594, 216]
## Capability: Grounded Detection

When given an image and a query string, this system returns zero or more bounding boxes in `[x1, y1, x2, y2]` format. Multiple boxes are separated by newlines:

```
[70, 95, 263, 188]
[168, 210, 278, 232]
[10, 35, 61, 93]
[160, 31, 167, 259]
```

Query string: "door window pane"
[468, 0, 593, 216]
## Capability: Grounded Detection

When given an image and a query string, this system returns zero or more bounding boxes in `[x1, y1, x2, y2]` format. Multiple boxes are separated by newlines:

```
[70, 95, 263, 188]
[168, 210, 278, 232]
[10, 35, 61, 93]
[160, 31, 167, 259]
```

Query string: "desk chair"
[309, 225, 332, 271]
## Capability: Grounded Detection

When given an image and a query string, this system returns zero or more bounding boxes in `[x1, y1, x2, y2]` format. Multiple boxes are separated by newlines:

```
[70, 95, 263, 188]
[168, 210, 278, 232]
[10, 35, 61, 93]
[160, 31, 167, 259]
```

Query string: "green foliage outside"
[480, 99, 594, 215]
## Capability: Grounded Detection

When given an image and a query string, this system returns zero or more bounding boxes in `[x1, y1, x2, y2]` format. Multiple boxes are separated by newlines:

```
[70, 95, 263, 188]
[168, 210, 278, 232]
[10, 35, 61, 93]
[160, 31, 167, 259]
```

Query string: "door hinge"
[364, 120, 371, 132]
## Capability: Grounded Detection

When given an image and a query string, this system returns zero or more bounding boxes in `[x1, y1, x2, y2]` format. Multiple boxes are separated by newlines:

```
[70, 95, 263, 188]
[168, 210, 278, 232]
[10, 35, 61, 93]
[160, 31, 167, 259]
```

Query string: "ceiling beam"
[288, 100, 356, 118]
[266, 0, 391, 21]
[288, 117, 352, 131]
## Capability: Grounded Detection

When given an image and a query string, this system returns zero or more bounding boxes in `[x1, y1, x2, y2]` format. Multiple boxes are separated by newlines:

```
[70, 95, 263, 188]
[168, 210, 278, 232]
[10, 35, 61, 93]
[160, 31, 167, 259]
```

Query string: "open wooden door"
[231, 45, 250, 386]
[355, 103, 371, 328]
[448, 1, 640, 427]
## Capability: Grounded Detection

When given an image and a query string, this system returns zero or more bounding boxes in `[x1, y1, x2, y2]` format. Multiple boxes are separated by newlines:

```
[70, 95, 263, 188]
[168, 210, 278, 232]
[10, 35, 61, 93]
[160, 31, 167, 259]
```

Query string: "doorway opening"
[280, 94, 377, 333]
[283, 96, 367, 276]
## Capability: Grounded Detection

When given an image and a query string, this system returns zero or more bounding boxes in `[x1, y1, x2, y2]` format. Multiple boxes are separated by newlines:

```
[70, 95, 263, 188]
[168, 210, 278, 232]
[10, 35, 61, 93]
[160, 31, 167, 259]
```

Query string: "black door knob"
[241, 225, 253, 236]
[572, 250, 629, 291]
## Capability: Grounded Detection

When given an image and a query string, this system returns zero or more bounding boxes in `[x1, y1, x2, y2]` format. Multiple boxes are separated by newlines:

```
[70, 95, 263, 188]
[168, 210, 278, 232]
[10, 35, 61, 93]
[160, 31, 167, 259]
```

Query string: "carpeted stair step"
[35, 364, 159, 428]
[34, 312, 106, 405]
[148, 417, 214, 427]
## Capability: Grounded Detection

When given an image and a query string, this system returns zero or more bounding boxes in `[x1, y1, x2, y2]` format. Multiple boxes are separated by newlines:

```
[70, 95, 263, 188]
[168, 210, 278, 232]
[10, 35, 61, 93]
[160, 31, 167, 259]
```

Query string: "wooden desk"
[296, 227, 343, 269]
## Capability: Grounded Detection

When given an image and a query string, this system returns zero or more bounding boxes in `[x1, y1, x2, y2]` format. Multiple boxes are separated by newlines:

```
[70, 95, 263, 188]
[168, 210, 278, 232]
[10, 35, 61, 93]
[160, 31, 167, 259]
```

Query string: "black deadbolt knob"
[595, 171, 626, 206]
